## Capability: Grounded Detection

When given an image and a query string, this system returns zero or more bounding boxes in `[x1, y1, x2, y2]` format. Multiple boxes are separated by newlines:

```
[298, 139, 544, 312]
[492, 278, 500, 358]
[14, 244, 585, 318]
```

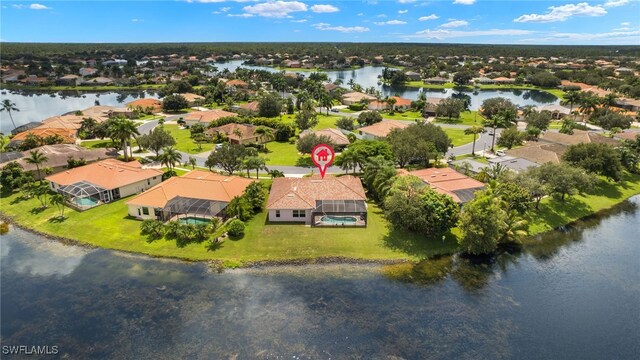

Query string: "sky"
[1, 0, 639, 45]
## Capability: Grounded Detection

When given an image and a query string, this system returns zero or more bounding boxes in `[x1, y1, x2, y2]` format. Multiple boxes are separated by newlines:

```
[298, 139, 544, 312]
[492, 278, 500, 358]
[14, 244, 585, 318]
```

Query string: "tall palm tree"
[160, 146, 182, 172]
[255, 126, 274, 145]
[25, 149, 49, 184]
[578, 94, 598, 120]
[465, 125, 486, 156]
[1, 100, 19, 130]
[50, 193, 67, 218]
[485, 109, 515, 152]
[107, 117, 139, 161]
[318, 92, 333, 115]
[601, 93, 618, 115]
[563, 91, 581, 114]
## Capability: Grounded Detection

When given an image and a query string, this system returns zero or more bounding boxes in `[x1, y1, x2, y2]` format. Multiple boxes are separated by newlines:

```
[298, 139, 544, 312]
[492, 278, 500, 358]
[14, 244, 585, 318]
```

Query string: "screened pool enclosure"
[312, 200, 367, 227]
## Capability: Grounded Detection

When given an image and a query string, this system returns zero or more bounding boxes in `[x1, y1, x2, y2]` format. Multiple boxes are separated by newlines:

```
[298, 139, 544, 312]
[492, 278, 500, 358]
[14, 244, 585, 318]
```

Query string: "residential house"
[205, 123, 272, 144]
[341, 92, 376, 106]
[181, 92, 206, 106]
[183, 109, 237, 127]
[0, 144, 118, 179]
[505, 143, 566, 164]
[266, 175, 367, 227]
[127, 98, 163, 113]
[11, 122, 41, 136]
[46, 159, 163, 210]
[236, 101, 260, 113]
[9, 128, 77, 149]
[535, 104, 572, 119]
[398, 167, 485, 204]
[359, 120, 409, 139]
[56, 74, 80, 86]
[405, 71, 422, 81]
[225, 79, 248, 91]
[368, 96, 412, 111]
[127, 170, 254, 221]
[81, 77, 113, 86]
[299, 128, 350, 150]
[539, 129, 619, 147]
[487, 156, 539, 173]
[493, 77, 516, 85]
[615, 98, 640, 112]
[423, 98, 444, 117]
[79, 67, 98, 77]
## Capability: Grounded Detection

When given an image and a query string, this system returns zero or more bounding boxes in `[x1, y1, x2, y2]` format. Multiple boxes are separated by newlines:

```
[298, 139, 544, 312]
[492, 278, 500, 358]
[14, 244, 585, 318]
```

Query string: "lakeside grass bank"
[1, 173, 638, 267]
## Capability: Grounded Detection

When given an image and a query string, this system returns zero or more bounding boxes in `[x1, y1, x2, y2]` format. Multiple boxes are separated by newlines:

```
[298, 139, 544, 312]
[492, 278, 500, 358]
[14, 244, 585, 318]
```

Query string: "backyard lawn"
[381, 111, 424, 121]
[443, 128, 475, 147]
[0, 192, 458, 266]
[164, 124, 214, 154]
[264, 141, 300, 166]
[434, 111, 486, 126]
[80, 139, 120, 149]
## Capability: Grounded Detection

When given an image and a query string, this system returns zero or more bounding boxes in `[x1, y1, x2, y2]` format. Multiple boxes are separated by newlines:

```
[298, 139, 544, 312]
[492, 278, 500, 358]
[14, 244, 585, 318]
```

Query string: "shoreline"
[2, 192, 638, 269]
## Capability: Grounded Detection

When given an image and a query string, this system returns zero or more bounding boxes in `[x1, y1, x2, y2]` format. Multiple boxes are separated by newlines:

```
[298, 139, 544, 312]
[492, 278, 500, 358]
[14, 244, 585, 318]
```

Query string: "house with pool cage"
[266, 175, 368, 227]
[126, 170, 254, 222]
[46, 159, 163, 210]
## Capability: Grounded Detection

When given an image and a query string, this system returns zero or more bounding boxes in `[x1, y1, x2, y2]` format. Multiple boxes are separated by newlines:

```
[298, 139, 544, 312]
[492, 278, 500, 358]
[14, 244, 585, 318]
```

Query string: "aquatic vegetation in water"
[382, 255, 453, 285]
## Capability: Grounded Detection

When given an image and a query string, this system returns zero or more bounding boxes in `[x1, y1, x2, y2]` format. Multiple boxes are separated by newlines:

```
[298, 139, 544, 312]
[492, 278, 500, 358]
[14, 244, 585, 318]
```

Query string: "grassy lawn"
[0, 193, 457, 266]
[527, 173, 640, 235]
[381, 111, 424, 121]
[455, 154, 489, 164]
[434, 111, 485, 126]
[164, 124, 214, 154]
[404, 81, 456, 88]
[264, 141, 300, 165]
[443, 128, 474, 147]
[80, 139, 119, 149]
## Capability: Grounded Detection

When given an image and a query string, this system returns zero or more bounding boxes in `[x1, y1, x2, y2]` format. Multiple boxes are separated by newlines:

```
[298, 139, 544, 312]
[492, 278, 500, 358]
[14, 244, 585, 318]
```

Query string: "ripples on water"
[1, 197, 639, 359]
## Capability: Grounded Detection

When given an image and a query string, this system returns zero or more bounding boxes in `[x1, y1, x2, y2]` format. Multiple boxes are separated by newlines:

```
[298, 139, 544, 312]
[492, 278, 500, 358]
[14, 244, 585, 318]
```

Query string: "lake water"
[1, 196, 639, 359]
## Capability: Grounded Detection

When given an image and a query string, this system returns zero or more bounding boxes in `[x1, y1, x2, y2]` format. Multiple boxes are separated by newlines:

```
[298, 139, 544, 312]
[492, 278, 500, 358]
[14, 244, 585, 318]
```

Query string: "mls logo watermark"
[311, 143, 335, 179]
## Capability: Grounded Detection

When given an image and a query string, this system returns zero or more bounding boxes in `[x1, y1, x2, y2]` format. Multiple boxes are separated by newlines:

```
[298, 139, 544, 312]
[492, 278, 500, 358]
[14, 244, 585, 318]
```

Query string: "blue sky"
[1, 1, 639, 44]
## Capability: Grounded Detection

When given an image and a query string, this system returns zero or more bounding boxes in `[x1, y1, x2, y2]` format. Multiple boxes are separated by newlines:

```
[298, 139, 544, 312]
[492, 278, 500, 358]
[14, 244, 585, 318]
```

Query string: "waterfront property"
[46, 159, 162, 210]
[399, 167, 486, 204]
[266, 175, 368, 227]
[183, 109, 237, 127]
[126, 170, 254, 221]
[127, 98, 163, 113]
[204, 123, 272, 145]
[298, 128, 350, 149]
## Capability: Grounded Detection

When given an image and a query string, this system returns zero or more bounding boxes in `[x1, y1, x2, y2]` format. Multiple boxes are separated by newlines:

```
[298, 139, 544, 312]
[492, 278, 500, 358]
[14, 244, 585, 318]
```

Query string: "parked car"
[496, 149, 506, 156]
[330, 108, 339, 113]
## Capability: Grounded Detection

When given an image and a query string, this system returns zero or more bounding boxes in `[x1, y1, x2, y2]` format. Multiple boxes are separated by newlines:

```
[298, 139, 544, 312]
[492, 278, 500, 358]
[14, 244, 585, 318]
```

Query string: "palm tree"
[244, 156, 268, 179]
[464, 125, 486, 156]
[601, 93, 618, 115]
[108, 117, 139, 161]
[1, 99, 19, 130]
[318, 92, 333, 115]
[386, 97, 397, 114]
[50, 193, 67, 218]
[578, 94, 599, 120]
[563, 91, 581, 114]
[255, 126, 274, 145]
[187, 156, 197, 169]
[25, 149, 49, 184]
[160, 146, 182, 172]
[485, 109, 515, 152]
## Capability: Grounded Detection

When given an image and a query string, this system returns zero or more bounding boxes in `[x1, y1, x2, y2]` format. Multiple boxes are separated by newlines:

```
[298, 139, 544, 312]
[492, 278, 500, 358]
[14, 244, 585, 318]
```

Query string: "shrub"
[226, 219, 245, 239]
[140, 219, 165, 242]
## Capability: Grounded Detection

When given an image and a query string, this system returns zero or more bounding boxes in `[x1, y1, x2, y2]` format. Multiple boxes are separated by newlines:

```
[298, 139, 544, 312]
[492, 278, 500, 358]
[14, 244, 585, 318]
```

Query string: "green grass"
[527, 173, 640, 235]
[380, 111, 424, 121]
[264, 141, 300, 165]
[434, 111, 486, 126]
[443, 128, 475, 147]
[0, 194, 457, 265]
[164, 124, 214, 154]
[404, 81, 456, 88]
[455, 154, 489, 164]
[0, 84, 164, 91]
[80, 139, 119, 149]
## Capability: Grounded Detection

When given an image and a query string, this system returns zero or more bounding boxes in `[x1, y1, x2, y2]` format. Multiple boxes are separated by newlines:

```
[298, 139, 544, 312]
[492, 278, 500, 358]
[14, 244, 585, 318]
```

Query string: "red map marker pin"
[311, 143, 335, 179]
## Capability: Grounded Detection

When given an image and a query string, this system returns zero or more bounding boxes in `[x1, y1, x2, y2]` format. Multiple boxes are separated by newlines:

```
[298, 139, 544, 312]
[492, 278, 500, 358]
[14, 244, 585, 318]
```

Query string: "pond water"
[0, 90, 156, 134]
[1, 196, 639, 359]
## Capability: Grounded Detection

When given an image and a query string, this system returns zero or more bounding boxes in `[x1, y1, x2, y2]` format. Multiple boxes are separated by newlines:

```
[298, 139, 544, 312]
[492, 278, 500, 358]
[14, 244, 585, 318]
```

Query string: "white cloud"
[398, 0, 416, 3]
[313, 23, 370, 33]
[131, 18, 143, 22]
[514, 3, 607, 23]
[439, 20, 468, 28]
[227, 13, 255, 17]
[24, 3, 51, 10]
[398, 10, 408, 14]
[376, 14, 387, 18]
[220, 6, 231, 12]
[418, 14, 439, 21]
[620, 22, 630, 26]
[357, 13, 364, 16]
[453, 0, 476, 5]
[291, 19, 307, 22]
[407, 28, 533, 40]
[603, 0, 629, 8]
[549, 29, 640, 40]
[243, 1, 307, 18]
[311, 4, 339, 13]
[375, 20, 408, 25]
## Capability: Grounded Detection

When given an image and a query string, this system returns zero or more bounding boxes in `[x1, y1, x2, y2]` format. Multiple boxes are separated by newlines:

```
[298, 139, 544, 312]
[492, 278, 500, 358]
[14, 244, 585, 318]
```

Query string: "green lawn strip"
[164, 124, 214, 154]
[80, 139, 119, 149]
[527, 173, 640, 235]
[381, 111, 424, 121]
[434, 111, 485, 126]
[455, 154, 489, 164]
[403, 81, 456, 88]
[443, 128, 475, 147]
[0, 194, 457, 264]
[0, 84, 164, 91]
[264, 141, 300, 165]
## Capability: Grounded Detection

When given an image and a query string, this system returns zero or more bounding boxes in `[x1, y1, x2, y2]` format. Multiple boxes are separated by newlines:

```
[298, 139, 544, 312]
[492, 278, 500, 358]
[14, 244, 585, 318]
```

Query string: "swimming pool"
[178, 217, 211, 225]
[320, 215, 358, 225]
[73, 197, 99, 207]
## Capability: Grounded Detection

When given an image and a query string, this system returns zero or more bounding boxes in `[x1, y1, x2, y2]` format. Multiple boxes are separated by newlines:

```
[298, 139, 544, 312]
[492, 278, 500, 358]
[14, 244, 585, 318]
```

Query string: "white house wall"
[268, 209, 312, 225]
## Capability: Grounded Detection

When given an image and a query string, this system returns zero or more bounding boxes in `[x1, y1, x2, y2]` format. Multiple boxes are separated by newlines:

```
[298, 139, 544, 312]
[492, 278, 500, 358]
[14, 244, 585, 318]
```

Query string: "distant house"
[79, 67, 98, 77]
[405, 71, 422, 81]
[299, 128, 350, 149]
[539, 129, 619, 147]
[0, 144, 118, 179]
[56, 74, 80, 86]
[180, 92, 206, 106]
[9, 128, 77, 149]
[81, 77, 113, 86]
[323, 83, 340, 92]
[126, 170, 254, 221]
[127, 98, 163, 113]
[398, 167, 485, 204]
[183, 110, 237, 127]
[359, 120, 409, 139]
[204, 123, 272, 144]
[506, 143, 566, 164]
[225, 79, 248, 90]
[487, 156, 539, 173]
[493, 77, 516, 84]
[535, 104, 572, 119]
[10, 122, 41, 136]
[266, 175, 367, 226]
[341, 92, 376, 106]
[46, 159, 162, 210]
[367, 96, 412, 111]
[615, 98, 640, 112]
[233, 101, 260, 113]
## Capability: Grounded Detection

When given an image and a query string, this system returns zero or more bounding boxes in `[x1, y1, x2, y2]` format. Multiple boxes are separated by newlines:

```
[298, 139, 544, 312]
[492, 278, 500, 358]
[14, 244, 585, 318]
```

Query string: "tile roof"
[506, 143, 565, 164]
[205, 123, 269, 142]
[359, 120, 410, 138]
[540, 130, 618, 146]
[11, 128, 77, 143]
[299, 128, 350, 146]
[46, 159, 162, 190]
[0, 144, 117, 172]
[184, 109, 237, 123]
[266, 175, 366, 210]
[239, 101, 260, 112]
[399, 167, 485, 203]
[127, 170, 254, 208]
[181, 93, 205, 103]
[127, 98, 163, 110]
[226, 79, 248, 87]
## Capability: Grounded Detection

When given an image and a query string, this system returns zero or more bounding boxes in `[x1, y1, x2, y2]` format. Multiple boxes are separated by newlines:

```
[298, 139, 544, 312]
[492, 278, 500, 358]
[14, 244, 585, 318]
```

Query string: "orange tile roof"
[506, 143, 564, 164]
[226, 79, 248, 87]
[181, 93, 205, 103]
[127, 170, 254, 208]
[39, 115, 86, 130]
[239, 101, 260, 112]
[359, 120, 409, 138]
[184, 110, 237, 123]
[127, 98, 163, 110]
[11, 128, 76, 143]
[388, 96, 412, 107]
[266, 175, 366, 210]
[400, 167, 485, 203]
[205, 123, 268, 142]
[299, 128, 350, 146]
[46, 159, 162, 190]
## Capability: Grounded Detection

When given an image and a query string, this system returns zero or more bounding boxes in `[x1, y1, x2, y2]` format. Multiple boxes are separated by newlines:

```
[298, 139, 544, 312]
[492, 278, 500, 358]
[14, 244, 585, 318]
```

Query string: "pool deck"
[312, 215, 367, 227]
